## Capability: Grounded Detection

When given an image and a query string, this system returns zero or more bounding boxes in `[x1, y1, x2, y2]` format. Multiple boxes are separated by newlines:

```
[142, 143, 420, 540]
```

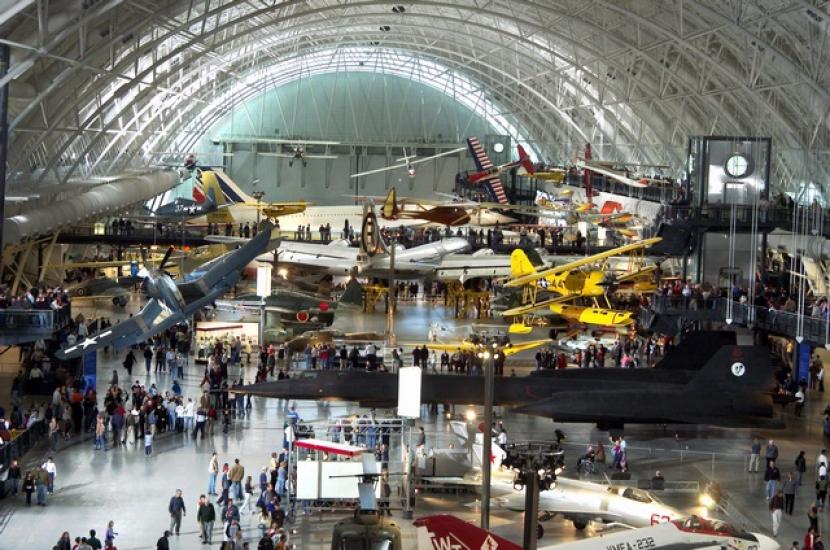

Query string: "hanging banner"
[798, 342, 812, 385]
[83, 352, 97, 393]
[398, 366, 422, 418]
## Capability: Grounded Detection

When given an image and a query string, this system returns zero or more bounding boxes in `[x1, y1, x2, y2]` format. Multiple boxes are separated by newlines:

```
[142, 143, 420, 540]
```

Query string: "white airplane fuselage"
[502, 477, 681, 529]
[194, 204, 514, 231]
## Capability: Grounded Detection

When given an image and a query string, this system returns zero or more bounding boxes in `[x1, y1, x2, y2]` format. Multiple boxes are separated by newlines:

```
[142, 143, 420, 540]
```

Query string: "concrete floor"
[1, 295, 828, 549]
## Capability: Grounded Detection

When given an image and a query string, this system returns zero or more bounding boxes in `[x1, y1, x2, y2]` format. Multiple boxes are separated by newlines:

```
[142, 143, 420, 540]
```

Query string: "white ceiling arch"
[0, 0, 828, 198]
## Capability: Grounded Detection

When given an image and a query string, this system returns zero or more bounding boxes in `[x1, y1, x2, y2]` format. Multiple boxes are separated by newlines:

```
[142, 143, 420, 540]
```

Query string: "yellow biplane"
[501, 237, 661, 330]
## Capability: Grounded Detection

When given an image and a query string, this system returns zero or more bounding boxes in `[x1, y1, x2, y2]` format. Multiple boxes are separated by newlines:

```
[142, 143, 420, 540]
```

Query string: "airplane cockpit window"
[621, 487, 653, 503]
[682, 516, 703, 530]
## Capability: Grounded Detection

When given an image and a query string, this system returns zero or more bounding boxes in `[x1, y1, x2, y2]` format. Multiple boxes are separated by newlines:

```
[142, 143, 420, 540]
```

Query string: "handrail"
[0, 420, 46, 474]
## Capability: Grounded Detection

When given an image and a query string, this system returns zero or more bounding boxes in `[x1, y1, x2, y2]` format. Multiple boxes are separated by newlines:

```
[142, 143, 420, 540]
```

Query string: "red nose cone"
[296, 311, 310, 322]
[319, 301, 330, 312]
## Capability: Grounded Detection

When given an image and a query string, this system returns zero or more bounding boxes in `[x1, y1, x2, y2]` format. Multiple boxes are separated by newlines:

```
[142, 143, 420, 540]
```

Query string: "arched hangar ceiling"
[1, 0, 829, 196]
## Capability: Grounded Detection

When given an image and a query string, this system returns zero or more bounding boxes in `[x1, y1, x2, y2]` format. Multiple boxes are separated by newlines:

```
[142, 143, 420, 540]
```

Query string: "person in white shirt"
[497, 429, 508, 446]
[77, 321, 88, 339]
[42, 456, 57, 493]
[818, 449, 828, 476]
[183, 399, 195, 432]
[427, 351, 438, 373]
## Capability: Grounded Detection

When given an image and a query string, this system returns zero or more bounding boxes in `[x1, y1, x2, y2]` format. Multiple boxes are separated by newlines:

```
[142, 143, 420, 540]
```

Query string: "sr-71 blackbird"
[238, 332, 783, 431]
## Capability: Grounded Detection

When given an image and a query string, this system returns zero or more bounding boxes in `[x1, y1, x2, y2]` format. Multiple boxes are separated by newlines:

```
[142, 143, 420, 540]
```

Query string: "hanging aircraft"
[465, 136, 535, 204]
[258, 144, 339, 167]
[256, 204, 472, 278]
[500, 238, 661, 326]
[239, 331, 783, 431]
[349, 146, 466, 179]
[214, 279, 363, 328]
[186, 170, 308, 226]
[197, 169, 511, 234]
[55, 222, 275, 359]
[414, 514, 780, 550]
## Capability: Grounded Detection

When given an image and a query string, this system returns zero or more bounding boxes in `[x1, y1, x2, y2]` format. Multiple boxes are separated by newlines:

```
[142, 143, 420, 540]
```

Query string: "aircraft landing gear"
[572, 520, 587, 530]
[538, 511, 552, 522]
[537, 524, 544, 539]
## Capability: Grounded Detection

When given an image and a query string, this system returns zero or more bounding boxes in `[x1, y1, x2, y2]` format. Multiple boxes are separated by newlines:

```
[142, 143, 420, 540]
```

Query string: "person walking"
[156, 531, 171, 550]
[22, 472, 34, 505]
[749, 438, 761, 472]
[809, 504, 819, 533]
[770, 489, 784, 537]
[797, 451, 807, 486]
[783, 472, 798, 515]
[765, 439, 779, 467]
[241, 475, 254, 514]
[765, 460, 781, 500]
[42, 456, 57, 494]
[197, 494, 216, 545]
[168, 489, 186, 536]
[229, 458, 245, 500]
[7, 459, 21, 496]
[208, 452, 219, 495]
[105, 521, 117, 547]
[35, 465, 48, 506]
[817, 476, 828, 511]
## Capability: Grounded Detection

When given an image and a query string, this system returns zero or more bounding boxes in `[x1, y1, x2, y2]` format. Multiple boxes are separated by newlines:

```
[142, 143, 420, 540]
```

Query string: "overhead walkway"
[643, 294, 830, 346]
[0, 306, 72, 345]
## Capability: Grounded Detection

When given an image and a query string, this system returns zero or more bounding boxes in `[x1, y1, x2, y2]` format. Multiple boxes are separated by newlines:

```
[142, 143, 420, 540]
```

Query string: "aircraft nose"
[753, 533, 780, 550]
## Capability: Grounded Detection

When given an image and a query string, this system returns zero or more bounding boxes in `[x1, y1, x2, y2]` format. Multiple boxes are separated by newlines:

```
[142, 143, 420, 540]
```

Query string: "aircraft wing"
[350, 162, 411, 178]
[501, 339, 551, 356]
[49, 260, 141, 269]
[56, 299, 182, 359]
[581, 162, 649, 188]
[177, 221, 274, 301]
[505, 238, 662, 288]
[501, 294, 575, 317]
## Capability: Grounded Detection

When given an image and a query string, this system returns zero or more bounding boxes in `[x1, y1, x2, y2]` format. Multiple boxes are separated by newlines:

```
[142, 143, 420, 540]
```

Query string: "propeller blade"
[159, 246, 175, 270]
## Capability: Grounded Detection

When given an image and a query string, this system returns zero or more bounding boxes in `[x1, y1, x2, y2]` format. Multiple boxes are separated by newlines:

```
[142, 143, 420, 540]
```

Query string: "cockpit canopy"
[606, 486, 654, 504]
[676, 515, 757, 541]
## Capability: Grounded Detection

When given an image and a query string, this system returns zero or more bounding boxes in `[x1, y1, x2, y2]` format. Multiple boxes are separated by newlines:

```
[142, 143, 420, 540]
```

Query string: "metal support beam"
[522, 471, 539, 550]
[11, 241, 34, 295]
[480, 350, 495, 530]
[0, 45, 9, 250]
[37, 232, 60, 283]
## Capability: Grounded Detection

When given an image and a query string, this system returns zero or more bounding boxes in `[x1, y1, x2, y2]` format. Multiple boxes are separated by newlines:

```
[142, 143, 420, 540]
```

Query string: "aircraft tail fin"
[338, 279, 364, 308]
[201, 171, 236, 223]
[415, 515, 520, 550]
[212, 169, 256, 204]
[472, 436, 506, 470]
[382, 188, 399, 219]
[687, 345, 773, 392]
[510, 248, 537, 279]
[517, 144, 535, 175]
[204, 185, 218, 208]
